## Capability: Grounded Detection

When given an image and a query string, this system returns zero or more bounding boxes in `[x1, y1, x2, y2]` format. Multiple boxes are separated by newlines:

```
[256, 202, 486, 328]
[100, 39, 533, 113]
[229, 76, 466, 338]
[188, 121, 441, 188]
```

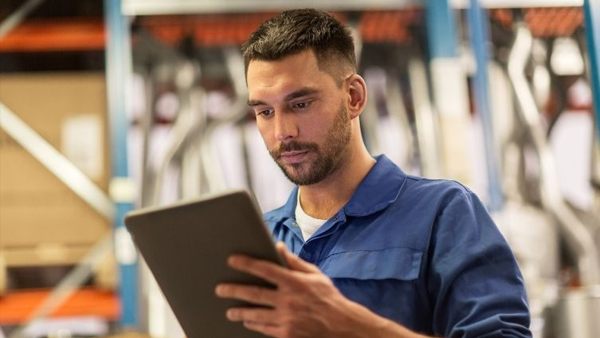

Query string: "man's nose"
[274, 113, 297, 142]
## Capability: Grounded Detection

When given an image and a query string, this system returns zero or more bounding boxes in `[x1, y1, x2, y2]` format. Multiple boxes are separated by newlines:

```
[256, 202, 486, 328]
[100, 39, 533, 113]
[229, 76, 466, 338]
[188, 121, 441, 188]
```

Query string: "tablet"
[124, 190, 286, 338]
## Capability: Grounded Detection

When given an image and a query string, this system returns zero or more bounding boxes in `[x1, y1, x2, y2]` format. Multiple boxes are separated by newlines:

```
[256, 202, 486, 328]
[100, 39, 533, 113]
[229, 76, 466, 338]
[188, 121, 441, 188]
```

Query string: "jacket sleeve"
[427, 187, 532, 338]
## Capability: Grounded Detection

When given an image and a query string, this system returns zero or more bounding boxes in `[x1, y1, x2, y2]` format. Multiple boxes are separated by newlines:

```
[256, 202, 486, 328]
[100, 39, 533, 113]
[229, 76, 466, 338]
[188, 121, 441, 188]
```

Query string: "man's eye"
[257, 109, 274, 117]
[293, 102, 310, 110]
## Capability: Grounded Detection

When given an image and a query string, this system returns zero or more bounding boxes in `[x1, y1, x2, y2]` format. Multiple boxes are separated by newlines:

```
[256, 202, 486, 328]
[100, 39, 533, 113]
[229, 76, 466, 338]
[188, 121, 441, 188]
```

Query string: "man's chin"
[280, 166, 311, 186]
[282, 167, 304, 181]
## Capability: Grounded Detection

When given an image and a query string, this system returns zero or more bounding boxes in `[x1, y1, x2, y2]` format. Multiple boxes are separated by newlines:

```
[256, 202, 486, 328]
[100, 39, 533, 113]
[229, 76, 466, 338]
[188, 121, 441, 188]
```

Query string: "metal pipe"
[199, 48, 249, 193]
[139, 70, 156, 208]
[386, 74, 414, 167]
[408, 58, 443, 178]
[0, 103, 115, 220]
[151, 60, 201, 204]
[467, 0, 504, 212]
[0, 0, 45, 40]
[362, 74, 383, 155]
[508, 24, 600, 285]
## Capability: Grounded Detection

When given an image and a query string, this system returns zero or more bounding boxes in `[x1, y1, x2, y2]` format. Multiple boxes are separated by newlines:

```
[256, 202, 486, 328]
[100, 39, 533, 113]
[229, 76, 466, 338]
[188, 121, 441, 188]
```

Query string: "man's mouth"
[280, 150, 309, 164]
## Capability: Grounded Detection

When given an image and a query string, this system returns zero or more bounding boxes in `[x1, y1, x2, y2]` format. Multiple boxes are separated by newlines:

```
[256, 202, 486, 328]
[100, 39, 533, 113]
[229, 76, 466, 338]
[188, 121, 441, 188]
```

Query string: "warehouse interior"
[0, 0, 599, 337]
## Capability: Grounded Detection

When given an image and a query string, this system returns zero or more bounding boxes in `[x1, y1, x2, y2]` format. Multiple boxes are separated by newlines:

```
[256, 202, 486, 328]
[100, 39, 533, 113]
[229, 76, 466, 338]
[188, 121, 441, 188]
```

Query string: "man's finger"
[225, 307, 283, 337]
[227, 255, 295, 285]
[226, 307, 277, 324]
[215, 284, 277, 307]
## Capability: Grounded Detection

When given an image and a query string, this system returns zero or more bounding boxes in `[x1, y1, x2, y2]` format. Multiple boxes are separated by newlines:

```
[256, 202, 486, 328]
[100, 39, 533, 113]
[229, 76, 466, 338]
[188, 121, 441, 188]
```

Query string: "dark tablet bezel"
[125, 190, 286, 338]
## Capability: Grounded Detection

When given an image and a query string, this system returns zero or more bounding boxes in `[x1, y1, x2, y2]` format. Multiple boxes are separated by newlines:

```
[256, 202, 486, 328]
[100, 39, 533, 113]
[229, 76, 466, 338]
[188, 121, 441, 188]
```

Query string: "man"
[215, 8, 531, 338]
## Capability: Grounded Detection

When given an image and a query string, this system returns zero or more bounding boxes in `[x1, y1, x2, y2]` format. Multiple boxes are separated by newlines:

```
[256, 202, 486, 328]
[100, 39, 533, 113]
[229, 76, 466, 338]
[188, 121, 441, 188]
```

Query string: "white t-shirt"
[295, 192, 327, 241]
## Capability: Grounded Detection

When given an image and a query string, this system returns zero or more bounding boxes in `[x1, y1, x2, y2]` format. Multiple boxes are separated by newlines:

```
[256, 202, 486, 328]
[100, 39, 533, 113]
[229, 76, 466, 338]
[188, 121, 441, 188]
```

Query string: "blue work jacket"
[264, 155, 532, 337]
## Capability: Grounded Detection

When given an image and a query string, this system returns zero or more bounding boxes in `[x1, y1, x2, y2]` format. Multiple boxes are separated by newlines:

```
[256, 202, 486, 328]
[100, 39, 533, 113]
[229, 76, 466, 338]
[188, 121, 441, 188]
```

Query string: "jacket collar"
[343, 154, 406, 217]
[267, 155, 406, 221]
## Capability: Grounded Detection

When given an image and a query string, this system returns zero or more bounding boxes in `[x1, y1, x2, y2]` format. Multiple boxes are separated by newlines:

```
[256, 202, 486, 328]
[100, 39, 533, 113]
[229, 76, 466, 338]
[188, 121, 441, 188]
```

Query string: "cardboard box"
[0, 72, 112, 267]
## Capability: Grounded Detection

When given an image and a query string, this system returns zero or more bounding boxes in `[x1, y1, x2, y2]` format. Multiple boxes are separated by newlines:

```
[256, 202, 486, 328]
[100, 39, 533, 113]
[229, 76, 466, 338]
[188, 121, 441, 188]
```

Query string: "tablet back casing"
[125, 190, 284, 338]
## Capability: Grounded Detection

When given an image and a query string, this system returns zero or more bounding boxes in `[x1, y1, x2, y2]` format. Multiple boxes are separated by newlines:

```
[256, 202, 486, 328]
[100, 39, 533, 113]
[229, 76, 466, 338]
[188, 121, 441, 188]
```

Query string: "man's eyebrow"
[284, 88, 319, 101]
[247, 99, 266, 107]
[247, 87, 320, 107]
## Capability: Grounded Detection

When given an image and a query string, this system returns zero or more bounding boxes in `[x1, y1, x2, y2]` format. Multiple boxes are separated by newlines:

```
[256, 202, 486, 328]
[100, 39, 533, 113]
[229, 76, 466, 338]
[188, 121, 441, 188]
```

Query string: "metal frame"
[0, 0, 139, 328]
[466, 0, 504, 212]
[104, 0, 138, 327]
[426, 0, 457, 59]
[584, 0, 600, 147]
[122, 0, 584, 15]
[0, 104, 116, 338]
[0, 0, 122, 332]
[123, 0, 421, 15]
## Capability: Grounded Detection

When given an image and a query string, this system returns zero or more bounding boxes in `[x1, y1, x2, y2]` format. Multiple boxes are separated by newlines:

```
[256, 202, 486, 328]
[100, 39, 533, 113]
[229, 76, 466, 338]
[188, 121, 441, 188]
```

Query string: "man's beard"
[269, 102, 352, 186]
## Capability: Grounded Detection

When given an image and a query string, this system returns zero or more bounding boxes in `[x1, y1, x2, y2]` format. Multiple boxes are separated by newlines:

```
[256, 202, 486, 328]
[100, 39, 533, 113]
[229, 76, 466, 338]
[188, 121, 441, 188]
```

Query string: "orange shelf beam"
[0, 288, 119, 325]
[0, 8, 584, 53]
[0, 19, 105, 52]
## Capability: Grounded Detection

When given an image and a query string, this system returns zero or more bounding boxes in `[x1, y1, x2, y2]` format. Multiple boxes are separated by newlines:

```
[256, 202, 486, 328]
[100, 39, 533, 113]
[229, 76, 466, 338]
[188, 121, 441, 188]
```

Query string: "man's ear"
[346, 74, 367, 120]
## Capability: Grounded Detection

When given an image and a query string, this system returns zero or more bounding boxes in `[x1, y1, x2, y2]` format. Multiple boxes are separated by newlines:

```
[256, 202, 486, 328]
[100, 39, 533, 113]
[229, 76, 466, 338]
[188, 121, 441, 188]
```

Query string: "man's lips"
[280, 150, 309, 164]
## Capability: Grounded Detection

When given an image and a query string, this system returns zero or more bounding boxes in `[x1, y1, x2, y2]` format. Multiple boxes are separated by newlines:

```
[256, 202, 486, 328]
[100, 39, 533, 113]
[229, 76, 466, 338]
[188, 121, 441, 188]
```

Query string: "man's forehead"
[247, 50, 319, 74]
[247, 52, 332, 99]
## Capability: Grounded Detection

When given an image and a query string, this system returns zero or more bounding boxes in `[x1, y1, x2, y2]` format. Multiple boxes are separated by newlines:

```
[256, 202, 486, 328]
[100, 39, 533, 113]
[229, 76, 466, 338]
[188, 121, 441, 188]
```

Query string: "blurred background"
[0, 0, 599, 337]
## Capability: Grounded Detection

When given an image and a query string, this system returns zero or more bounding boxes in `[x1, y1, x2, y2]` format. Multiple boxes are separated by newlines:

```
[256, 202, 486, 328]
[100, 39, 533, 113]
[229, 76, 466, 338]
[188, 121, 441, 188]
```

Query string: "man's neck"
[299, 146, 375, 220]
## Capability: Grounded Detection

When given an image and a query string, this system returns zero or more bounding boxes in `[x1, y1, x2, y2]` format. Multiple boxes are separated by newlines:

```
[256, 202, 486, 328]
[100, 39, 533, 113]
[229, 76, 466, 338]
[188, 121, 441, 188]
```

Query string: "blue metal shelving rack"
[104, 0, 138, 327]
[584, 0, 600, 145]
[466, 0, 504, 213]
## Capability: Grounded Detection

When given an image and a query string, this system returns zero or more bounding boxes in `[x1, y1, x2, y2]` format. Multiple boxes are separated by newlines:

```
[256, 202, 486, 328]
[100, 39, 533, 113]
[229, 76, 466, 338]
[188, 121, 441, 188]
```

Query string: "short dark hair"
[241, 8, 356, 83]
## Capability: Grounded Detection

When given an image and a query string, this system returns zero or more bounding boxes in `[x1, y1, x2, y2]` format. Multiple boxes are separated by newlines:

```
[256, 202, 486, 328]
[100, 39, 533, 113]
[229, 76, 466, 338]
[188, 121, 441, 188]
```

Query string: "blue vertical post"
[426, 0, 457, 59]
[584, 0, 600, 145]
[425, 0, 473, 185]
[104, 0, 138, 327]
[467, 0, 504, 212]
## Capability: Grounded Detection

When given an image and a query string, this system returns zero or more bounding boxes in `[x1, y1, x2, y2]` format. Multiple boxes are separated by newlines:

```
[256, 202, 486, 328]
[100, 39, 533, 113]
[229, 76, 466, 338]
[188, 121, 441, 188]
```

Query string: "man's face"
[247, 49, 352, 186]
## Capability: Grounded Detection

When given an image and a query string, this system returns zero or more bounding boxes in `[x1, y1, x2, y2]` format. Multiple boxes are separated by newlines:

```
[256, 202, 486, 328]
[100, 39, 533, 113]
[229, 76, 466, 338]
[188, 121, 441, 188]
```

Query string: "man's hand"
[215, 242, 368, 337]
[215, 243, 431, 338]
